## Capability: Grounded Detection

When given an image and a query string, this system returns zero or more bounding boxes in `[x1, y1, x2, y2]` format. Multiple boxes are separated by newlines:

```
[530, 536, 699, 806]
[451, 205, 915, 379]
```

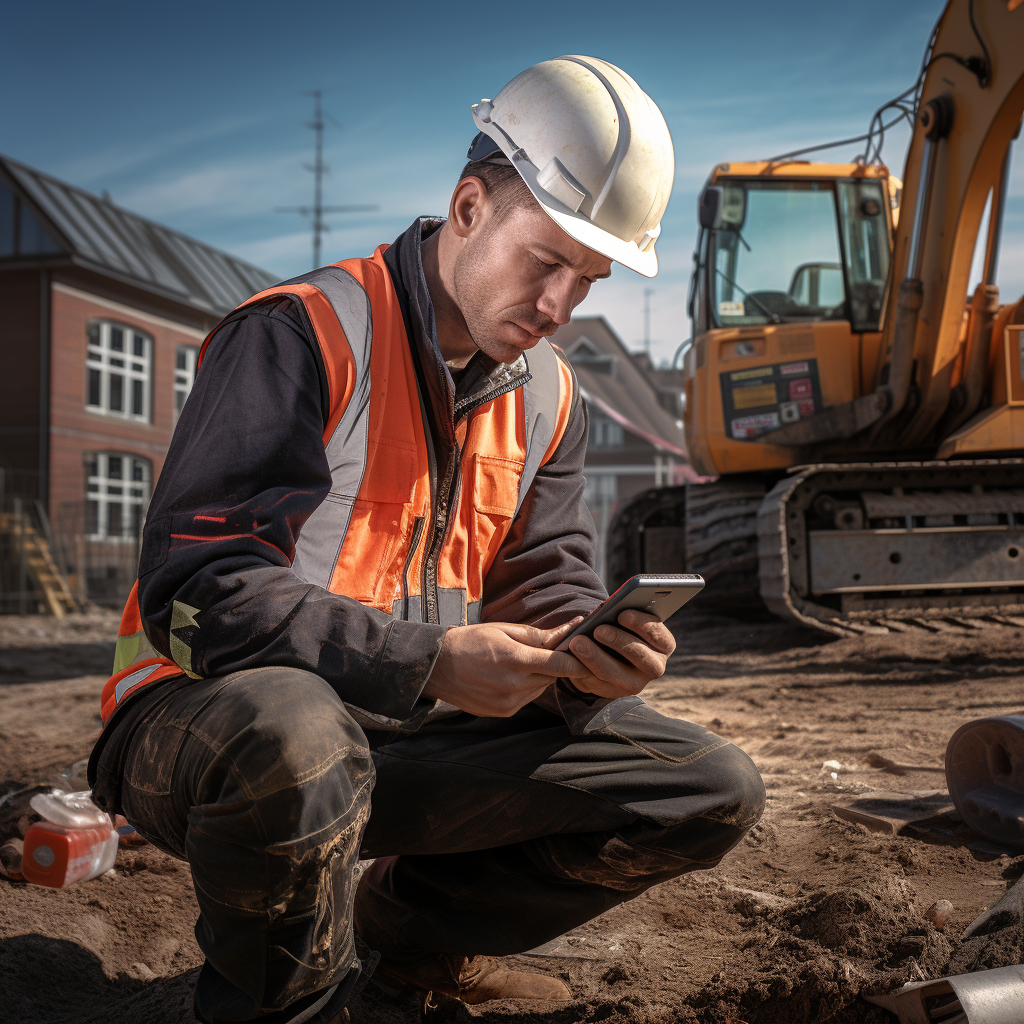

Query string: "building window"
[174, 345, 199, 422]
[0, 181, 63, 258]
[584, 474, 618, 506]
[590, 415, 624, 449]
[86, 321, 152, 422]
[85, 453, 151, 541]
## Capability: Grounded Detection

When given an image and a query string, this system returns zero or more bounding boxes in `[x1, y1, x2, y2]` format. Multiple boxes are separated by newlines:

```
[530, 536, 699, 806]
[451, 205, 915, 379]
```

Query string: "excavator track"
[758, 459, 1024, 635]
[605, 477, 767, 611]
[682, 478, 766, 608]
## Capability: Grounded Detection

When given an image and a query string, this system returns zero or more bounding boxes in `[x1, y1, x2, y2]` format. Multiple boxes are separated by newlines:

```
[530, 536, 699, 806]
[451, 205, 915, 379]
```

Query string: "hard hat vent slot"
[537, 158, 588, 213]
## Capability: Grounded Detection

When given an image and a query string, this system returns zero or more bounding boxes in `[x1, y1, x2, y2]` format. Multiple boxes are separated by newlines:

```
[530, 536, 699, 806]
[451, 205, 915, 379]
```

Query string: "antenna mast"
[643, 288, 654, 354]
[276, 90, 378, 269]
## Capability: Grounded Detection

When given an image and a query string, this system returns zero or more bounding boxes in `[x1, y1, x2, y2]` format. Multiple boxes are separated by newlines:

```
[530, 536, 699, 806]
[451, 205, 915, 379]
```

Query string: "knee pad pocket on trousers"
[185, 668, 375, 844]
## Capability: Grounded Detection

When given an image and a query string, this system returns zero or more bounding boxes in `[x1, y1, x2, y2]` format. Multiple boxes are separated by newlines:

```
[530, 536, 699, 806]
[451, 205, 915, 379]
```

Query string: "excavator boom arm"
[879, 0, 1024, 447]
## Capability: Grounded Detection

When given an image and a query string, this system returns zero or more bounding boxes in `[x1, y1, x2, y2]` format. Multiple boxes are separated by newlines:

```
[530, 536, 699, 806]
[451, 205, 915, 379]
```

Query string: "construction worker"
[89, 56, 765, 1024]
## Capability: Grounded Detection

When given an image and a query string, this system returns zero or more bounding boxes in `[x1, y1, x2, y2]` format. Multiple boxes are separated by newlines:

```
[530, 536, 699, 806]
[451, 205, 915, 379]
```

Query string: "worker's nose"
[536, 278, 576, 326]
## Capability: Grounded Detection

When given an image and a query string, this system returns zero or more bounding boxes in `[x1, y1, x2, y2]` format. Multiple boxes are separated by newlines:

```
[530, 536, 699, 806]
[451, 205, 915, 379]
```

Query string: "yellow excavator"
[608, 0, 1024, 633]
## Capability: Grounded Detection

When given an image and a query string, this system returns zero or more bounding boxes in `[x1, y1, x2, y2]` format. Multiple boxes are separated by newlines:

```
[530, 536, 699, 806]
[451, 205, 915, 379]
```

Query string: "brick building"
[0, 153, 276, 606]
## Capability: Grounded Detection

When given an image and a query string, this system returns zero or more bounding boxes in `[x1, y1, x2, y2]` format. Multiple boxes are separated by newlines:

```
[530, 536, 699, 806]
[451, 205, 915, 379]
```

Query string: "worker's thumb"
[496, 617, 584, 650]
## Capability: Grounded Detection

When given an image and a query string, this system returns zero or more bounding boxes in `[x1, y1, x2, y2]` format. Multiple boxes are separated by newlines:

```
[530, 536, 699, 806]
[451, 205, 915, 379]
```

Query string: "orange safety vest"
[100, 245, 575, 724]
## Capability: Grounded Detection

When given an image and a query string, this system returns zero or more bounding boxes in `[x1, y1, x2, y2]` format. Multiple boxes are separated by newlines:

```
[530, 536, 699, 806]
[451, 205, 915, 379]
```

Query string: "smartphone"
[556, 574, 705, 652]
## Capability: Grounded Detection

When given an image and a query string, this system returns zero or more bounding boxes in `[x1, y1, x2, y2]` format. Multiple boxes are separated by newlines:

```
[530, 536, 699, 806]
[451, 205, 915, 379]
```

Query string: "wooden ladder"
[0, 510, 79, 617]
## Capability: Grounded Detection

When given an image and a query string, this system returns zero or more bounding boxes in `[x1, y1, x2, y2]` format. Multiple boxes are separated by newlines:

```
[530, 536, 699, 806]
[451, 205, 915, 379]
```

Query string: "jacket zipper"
[423, 374, 531, 624]
[454, 374, 530, 421]
[401, 515, 426, 620]
[422, 445, 457, 624]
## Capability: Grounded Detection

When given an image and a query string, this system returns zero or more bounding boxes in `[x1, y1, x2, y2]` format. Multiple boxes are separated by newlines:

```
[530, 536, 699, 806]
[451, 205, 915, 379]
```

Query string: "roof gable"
[0, 153, 278, 316]
[554, 317, 687, 456]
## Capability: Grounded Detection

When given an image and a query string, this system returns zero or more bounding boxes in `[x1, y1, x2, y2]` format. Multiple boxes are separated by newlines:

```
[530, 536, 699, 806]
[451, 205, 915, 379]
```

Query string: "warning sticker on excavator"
[732, 383, 778, 410]
[731, 412, 780, 438]
[720, 358, 822, 441]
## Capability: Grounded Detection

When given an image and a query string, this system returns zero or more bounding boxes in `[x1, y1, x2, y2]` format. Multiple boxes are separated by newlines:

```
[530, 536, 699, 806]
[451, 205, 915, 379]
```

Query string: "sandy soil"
[2, 607, 1023, 1024]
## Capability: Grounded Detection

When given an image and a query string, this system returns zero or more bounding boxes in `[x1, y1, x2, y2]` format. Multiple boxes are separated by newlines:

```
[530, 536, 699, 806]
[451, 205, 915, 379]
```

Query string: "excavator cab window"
[703, 178, 890, 332]
[709, 180, 847, 326]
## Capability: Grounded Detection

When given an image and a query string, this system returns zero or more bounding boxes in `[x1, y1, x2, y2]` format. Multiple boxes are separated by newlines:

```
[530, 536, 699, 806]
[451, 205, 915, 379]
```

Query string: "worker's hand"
[423, 618, 586, 718]
[564, 610, 675, 699]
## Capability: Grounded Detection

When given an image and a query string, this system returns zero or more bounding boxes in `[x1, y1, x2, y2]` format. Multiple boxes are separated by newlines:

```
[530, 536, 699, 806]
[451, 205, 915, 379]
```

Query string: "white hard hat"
[469, 56, 674, 278]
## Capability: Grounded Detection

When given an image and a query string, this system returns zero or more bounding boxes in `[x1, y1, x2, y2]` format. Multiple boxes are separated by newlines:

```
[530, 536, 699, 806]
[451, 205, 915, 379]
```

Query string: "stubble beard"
[452, 239, 545, 365]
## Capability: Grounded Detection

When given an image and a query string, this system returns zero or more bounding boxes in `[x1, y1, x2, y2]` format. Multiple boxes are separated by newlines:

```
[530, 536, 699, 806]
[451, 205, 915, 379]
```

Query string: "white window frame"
[86, 320, 152, 422]
[654, 455, 677, 487]
[174, 344, 199, 422]
[584, 473, 618, 505]
[85, 452, 151, 542]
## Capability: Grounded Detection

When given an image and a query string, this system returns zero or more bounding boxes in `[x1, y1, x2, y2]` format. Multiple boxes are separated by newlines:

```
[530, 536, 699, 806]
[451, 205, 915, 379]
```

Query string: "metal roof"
[0, 153, 278, 315]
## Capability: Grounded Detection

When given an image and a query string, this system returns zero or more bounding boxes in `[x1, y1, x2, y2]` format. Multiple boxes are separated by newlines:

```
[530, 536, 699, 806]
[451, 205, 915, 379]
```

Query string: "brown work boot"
[374, 953, 570, 1005]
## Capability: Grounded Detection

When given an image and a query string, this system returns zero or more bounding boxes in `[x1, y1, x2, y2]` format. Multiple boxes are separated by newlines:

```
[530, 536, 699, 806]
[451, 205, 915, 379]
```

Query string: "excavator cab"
[684, 162, 897, 477]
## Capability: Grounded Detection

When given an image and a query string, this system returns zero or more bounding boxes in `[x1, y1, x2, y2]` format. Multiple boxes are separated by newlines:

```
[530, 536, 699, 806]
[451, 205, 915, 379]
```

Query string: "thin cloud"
[53, 112, 271, 189]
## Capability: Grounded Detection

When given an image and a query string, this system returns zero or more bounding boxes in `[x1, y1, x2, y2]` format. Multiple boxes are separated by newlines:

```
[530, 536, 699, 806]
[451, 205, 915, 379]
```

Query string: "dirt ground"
[2, 607, 1023, 1024]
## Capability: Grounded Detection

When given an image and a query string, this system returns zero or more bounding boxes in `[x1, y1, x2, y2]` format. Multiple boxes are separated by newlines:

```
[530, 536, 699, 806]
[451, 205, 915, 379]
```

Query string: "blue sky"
[4, 0, 1021, 365]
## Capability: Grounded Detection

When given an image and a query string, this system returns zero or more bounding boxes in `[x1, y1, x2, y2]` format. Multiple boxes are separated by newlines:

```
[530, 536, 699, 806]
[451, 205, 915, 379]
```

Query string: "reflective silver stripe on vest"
[290, 267, 375, 588]
[437, 587, 468, 627]
[516, 340, 564, 516]
[391, 594, 424, 623]
[114, 663, 161, 704]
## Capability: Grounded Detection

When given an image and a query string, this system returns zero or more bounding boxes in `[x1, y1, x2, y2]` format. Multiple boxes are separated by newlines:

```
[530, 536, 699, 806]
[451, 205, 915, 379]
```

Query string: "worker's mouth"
[510, 320, 556, 341]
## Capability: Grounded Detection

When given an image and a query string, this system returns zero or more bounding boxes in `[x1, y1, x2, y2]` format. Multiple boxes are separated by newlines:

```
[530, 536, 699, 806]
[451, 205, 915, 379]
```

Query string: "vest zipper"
[401, 515, 426, 620]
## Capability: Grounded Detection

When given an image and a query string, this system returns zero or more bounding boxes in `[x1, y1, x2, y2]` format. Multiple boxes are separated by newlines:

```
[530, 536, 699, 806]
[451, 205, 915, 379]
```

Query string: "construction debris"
[0, 506, 78, 617]
[963, 876, 1024, 941]
[946, 716, 1024, 848]
[867, 752, 947, 775]
[829, 789, 954, 836]
[864, 963, 1024, 1023]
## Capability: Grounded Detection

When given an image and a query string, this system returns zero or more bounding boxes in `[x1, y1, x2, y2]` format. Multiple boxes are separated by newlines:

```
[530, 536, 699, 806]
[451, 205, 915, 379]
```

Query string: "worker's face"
[452, 183, 613, 364]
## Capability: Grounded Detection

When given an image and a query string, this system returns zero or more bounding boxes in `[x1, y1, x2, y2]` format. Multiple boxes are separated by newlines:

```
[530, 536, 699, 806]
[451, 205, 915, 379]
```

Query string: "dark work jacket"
[96, 218, 607, 752]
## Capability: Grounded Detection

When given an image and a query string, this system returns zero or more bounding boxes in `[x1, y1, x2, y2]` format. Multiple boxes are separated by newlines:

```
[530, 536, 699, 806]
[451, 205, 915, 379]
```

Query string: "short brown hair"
[458, 159, 536, 219]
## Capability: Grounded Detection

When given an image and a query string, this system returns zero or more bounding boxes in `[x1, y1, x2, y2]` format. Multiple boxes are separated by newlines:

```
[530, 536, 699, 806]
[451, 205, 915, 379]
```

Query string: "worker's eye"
[531, 252, 557, 271]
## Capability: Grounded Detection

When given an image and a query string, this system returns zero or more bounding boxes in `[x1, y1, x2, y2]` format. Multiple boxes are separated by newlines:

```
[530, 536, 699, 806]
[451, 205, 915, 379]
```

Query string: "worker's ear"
[448, 176, 491, 240]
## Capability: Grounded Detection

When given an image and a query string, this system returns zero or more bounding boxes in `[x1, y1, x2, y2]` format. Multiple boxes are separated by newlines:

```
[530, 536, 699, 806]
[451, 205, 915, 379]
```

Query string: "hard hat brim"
[537, 197, 659, 278]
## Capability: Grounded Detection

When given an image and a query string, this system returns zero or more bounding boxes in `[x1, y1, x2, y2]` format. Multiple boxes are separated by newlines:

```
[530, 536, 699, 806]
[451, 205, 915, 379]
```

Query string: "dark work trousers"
[91, 666, 765, 1024]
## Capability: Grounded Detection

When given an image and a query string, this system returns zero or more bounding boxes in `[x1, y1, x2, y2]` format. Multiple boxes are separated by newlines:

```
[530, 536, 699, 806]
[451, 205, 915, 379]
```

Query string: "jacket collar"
[385, 218, 530, 438]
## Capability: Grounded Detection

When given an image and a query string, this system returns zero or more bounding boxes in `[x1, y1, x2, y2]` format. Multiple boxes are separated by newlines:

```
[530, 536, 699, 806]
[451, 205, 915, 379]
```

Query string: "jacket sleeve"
[136, 302, 446, 723]
[479, 365, 607, 628]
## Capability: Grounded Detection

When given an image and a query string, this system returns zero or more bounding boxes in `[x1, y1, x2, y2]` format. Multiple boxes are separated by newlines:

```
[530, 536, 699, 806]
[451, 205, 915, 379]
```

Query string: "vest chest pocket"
[467, 454, 524, 589]
[330, 443, 422, 608]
